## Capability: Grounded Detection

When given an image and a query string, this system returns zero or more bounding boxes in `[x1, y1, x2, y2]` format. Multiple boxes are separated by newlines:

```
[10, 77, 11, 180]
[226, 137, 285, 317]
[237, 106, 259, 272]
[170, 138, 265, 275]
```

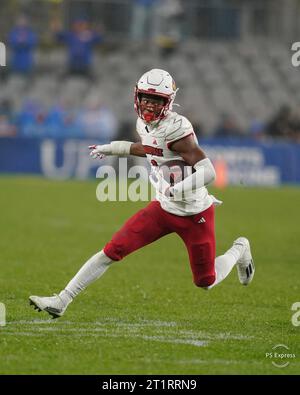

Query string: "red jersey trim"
[143, 145, 164, 157]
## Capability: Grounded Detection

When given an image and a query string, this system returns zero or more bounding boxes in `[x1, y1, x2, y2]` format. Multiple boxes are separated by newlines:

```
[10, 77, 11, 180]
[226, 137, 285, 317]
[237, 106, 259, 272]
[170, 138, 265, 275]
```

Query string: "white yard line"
[7, 320, 254, 341]
[140, 335, 208, 347]
[9, 319, 178, 327]
[2, 317, 254, 349]
[177, 330, 254, 340]
[6, 319, 254, 342]
[0, 329, 209, 347]
[12, 326, 252, 341]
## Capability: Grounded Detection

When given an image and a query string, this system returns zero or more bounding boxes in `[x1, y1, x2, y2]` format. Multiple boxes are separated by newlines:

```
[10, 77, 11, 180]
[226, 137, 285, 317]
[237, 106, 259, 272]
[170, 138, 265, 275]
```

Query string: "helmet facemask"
[135, 89, 170, 123]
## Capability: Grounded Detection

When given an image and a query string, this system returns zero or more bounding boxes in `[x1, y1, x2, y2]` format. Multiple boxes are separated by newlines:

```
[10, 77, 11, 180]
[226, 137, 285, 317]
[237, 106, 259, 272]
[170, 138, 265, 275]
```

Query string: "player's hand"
[89, 144, 112, 159]
[149, 168, 174, 199]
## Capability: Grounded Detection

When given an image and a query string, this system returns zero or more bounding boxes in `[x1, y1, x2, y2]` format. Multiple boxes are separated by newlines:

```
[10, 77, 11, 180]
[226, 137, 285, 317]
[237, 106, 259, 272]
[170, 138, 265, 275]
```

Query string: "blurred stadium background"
[0, 0, 300, 184]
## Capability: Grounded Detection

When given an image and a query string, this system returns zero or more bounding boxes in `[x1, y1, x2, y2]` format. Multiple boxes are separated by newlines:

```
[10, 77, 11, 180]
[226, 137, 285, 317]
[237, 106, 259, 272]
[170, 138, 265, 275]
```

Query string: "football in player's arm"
[29, 69, 255, 318]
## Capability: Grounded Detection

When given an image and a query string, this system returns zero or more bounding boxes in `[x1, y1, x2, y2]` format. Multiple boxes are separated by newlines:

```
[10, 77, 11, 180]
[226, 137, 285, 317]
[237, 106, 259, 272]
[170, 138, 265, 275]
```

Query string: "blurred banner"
[0, 137, 299, 185]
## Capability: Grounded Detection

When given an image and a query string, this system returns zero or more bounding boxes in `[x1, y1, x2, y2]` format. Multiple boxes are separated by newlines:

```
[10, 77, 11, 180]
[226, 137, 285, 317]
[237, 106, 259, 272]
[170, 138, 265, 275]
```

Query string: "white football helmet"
[134, 69, 178, 123]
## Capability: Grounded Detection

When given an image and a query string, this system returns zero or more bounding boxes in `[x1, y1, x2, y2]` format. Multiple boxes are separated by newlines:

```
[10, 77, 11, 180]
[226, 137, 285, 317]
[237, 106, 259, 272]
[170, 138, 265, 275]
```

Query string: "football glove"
[89, 144, 111, 159]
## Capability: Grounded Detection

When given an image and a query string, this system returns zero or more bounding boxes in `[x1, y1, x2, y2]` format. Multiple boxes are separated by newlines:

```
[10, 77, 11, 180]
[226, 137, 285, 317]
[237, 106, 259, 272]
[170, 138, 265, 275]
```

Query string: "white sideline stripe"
[7, 320, 253, 341]
[178, 330, 254, 340]
[10, 320, 77, 325]
[9, 319, 177, 327]
[13, 326, 253, 341]
[11, 327, 209, 346]
[94, 318, 178, 327]
[112, 322, 177, 327]
[141, 336, 208, 347]
[0, 330, 208, 347]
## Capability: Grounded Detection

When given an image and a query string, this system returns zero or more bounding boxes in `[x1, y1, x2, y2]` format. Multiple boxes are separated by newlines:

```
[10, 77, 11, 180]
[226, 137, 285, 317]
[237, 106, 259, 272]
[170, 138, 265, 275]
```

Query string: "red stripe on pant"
[104, 201, 216, 287]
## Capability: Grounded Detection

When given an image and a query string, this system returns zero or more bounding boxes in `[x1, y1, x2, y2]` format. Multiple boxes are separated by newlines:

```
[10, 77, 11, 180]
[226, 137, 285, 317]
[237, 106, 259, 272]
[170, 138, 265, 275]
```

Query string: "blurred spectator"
[130, 0, 158, 44]
[8, 15, 38, 75]
[0, 99, 16, 137]
[53, 18, 102, 78]
[266, 104, 293, 140]
[0, 99, 13, 118]
[0, 115, 16, 137]
[248, 119, 265, 141]
[45, 99, 83, 138]
[289, 112, 300, 143]
[78, 95, 118, 142]
[16, 98, 46, 137]
[155, 0, 183, 56]
[248, 109, 266, 141]
[214, 113, 243, 138]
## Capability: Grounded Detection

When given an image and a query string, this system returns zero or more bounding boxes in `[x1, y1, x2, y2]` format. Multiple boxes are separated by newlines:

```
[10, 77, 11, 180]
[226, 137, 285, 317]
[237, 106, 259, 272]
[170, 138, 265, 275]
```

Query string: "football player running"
[29, 69, 255, 318]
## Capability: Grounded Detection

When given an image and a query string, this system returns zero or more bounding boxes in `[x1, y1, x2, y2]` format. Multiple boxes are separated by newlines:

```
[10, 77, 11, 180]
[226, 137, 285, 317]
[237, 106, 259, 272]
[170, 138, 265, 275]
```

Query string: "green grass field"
[0, 176, 299, 375]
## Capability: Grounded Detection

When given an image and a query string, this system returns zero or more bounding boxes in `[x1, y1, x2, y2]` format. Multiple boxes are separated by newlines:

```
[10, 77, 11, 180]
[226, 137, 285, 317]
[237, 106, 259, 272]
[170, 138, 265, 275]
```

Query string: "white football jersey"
[136, 111, 214, 216]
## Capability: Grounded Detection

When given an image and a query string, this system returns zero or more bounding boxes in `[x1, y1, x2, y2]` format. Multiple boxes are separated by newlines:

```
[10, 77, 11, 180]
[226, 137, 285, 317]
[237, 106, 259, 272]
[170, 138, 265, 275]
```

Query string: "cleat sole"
[29, 298, 42, 312]
[45, 307, 62, 319]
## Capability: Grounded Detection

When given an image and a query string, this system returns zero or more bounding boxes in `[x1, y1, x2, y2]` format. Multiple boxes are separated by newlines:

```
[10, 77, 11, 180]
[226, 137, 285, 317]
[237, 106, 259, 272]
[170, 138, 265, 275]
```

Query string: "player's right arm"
[89, 141, 146, 159]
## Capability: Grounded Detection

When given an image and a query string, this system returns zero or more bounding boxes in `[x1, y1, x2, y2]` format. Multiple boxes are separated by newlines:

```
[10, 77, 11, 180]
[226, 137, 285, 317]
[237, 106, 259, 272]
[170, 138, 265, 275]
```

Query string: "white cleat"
[29, 294, 67, 318]
[234, 237, 255, 285]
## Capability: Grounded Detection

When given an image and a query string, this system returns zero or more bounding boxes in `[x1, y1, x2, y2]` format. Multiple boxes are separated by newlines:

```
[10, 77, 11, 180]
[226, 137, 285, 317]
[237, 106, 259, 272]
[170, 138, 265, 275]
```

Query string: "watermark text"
[0, 303, 6, 326]
[0, 42, 6, 66]
[265, 344, 296, 368]
[95, 158, 203, 202]
[291, 302, 300, 327]
[291, 42, 300, 67]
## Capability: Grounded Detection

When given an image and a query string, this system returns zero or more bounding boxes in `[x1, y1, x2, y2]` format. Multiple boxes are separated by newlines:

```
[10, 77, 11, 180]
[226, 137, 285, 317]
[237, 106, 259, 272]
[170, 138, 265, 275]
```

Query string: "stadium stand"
[1, 39, 299, 141]
[1, 0, 300, 142]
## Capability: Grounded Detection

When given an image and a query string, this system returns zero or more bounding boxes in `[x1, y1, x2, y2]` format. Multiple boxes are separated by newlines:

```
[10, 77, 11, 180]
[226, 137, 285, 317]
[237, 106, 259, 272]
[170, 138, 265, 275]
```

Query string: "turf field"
[0, 176, 299, 375]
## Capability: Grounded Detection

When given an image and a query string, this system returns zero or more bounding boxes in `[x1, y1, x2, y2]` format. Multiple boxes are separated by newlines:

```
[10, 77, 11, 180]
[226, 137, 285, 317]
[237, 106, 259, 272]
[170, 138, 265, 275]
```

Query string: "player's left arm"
[169, 135, 216, 197]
